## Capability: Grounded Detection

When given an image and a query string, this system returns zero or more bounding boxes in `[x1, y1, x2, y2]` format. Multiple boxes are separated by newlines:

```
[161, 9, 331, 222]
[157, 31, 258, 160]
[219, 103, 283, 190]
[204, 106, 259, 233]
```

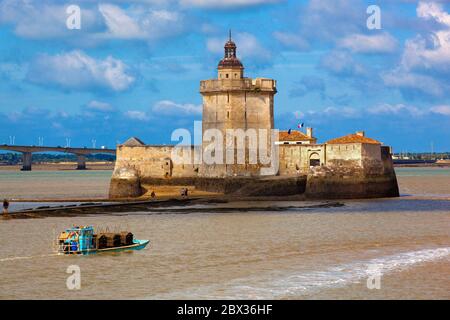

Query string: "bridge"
[0, 145, 116, 171]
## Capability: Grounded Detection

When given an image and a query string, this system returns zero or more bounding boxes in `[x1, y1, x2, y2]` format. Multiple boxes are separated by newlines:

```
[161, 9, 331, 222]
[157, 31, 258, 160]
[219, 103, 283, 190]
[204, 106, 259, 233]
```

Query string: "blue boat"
[56, 226, 149, 255]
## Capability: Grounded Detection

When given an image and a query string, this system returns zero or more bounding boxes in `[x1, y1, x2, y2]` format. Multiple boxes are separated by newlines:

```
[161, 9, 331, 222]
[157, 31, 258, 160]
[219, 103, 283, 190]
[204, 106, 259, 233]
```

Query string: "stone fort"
[110, 35, 399, 199]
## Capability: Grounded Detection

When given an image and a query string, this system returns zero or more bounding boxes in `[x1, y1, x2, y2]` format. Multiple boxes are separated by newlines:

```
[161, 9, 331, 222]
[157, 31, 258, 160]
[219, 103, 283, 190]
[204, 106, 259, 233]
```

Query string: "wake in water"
[0, 253, 58, 262]
[149, 247, 450, 299]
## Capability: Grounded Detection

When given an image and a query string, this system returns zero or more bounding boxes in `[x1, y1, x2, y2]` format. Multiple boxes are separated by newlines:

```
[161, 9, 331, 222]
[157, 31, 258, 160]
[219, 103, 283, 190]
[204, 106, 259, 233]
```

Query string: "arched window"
[309, 153, 320, 167]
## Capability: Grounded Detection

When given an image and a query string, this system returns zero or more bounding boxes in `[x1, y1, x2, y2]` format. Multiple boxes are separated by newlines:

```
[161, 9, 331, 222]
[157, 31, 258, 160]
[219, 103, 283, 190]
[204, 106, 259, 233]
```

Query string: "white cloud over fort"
[152, 100, 202, 116]
[98, 4, 187, 41]
[338, 33, 398, 54]
[27, 50, 135, 92]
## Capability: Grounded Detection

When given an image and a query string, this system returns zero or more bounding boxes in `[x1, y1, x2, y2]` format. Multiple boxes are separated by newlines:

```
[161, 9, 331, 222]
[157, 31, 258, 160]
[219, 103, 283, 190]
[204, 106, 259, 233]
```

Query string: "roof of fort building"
[279, 130, 314, 141]
[121, 137, 145, 147]
[326, 134, 381, 145]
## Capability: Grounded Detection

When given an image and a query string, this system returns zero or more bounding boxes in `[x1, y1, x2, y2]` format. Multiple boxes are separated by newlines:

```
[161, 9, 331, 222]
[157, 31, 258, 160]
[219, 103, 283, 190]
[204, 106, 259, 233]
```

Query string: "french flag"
[297, 123, 304, 128]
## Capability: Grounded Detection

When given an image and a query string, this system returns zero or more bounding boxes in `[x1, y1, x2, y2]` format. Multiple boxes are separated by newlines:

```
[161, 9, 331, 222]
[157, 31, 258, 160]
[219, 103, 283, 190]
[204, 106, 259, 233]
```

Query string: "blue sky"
[0, 0, 449, 152]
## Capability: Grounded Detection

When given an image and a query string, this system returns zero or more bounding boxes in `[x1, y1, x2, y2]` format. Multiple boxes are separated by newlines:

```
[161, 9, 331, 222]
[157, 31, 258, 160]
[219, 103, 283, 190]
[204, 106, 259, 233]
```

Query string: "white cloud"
[430, 105, 450, 116]
[180, 0, 281, 9]
[298, 0, 365, 42]
[86, 100, 115, 112]
[320, 50, 366, 77]
[99, 4, 144, 39]
[417, 1, 450, 25]
[368, 103, 425, 116]
[401, 1, 450, 72]
[98, 4, 186, 41]
[0, 1, 187, 43]
[273, 32, 310, 51]
[27, 50, 135, 92]
[0, 0, 101, 39]
[382, 68, 445, 97]
[338, 32, 398, 54]
[124, 110, 150, 121]
[295, 106, 361, 119]
[153, 100, 201, 116]
[293, 103, 450, 121]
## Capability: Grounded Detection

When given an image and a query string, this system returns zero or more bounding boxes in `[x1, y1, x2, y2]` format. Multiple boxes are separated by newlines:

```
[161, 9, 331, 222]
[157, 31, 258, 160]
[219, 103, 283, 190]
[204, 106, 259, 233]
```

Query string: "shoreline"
[3, 195, 342, 219]
[394, 163, 450, 168]
[0, 163, 114, 171]
[4, 193, 450, 220]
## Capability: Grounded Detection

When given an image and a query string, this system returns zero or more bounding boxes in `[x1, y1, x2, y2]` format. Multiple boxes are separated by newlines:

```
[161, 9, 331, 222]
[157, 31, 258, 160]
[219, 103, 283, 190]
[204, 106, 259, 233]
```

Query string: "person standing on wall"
[3, 199, 9, 217]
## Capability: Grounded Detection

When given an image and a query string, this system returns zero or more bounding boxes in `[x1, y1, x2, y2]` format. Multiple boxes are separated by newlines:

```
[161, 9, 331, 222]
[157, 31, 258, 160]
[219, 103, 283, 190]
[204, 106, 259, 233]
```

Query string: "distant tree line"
[393, 152, 450, 160]
[0, 153, 115, 165]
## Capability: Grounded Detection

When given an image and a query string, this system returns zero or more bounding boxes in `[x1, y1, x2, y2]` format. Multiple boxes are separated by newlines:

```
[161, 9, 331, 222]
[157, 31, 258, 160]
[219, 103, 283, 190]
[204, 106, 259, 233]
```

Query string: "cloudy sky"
[0, 0, 449, 151]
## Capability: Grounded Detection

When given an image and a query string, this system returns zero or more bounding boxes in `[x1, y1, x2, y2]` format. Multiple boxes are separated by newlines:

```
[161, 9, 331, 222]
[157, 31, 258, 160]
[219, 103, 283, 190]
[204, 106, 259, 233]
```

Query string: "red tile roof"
[326, 134, 381, 145]
[279, 130, 313, 141]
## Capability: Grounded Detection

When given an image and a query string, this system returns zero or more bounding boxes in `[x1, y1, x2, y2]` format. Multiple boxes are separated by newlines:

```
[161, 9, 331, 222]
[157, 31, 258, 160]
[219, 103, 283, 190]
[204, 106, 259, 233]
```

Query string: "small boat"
[56, 225, 149, 255]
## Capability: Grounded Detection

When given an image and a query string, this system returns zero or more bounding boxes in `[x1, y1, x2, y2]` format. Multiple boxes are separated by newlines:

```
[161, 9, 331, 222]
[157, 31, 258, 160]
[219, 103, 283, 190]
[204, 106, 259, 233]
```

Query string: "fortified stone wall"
[278, 144, 326, 175]
[326, 143, 362, 166]
[109, 145, 199, 198]
[114, 145, 198, 178]
[109, 141, 398, 200]
[304, 144, 398, 199]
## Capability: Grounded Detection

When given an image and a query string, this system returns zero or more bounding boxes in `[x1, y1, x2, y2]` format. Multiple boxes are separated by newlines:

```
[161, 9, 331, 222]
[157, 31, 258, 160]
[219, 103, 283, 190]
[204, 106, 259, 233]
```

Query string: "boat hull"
[60, 239, 150, 255]
[94, 239, 150, 254]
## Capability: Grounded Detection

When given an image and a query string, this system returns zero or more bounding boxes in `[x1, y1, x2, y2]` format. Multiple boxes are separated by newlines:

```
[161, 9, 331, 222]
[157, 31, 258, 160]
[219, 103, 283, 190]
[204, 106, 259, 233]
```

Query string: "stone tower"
[199, 32, 277, 177]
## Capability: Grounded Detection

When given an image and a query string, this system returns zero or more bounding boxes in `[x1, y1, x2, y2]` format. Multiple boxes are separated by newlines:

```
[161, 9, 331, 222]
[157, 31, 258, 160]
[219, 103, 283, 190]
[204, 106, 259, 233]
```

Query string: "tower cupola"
[218, 31, 244, 79]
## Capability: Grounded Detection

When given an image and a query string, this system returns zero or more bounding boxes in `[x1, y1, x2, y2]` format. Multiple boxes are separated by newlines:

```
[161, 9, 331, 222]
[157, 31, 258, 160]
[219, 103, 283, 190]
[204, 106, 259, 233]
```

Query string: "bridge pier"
[21, 152, 32, 171]
[76, 154, 87, 170]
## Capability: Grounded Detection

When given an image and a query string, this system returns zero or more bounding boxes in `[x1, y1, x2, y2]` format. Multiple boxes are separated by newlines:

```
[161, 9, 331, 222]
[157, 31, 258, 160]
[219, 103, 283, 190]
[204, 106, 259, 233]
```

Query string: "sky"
[0, 0, 449, 152]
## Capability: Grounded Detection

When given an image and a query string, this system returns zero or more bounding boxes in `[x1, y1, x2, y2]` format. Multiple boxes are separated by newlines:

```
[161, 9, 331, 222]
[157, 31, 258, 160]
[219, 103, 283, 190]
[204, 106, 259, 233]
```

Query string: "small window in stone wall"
[226, 74, 229, 78]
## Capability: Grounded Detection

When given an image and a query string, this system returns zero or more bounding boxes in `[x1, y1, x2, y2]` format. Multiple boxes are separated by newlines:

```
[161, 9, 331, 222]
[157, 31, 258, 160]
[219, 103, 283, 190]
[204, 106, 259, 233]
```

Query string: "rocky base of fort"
[109, 168, 399, 200]
[109, 167, 142, 198]
[305, 166, 399, 199]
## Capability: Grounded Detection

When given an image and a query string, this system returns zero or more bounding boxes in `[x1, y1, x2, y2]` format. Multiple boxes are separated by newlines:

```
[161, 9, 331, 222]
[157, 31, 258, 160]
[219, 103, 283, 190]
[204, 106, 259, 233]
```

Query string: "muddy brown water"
[0, 167, 449, 299]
